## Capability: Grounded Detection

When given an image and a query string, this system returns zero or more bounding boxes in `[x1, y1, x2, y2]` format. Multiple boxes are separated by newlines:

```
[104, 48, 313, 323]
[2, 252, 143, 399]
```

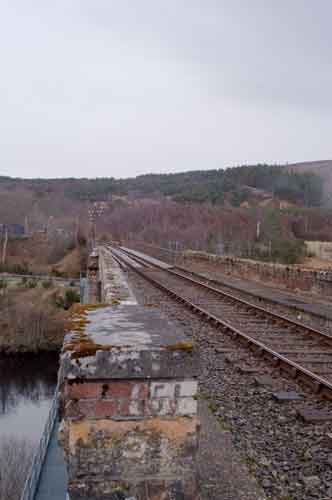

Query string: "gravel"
[128, 269, 332, 500]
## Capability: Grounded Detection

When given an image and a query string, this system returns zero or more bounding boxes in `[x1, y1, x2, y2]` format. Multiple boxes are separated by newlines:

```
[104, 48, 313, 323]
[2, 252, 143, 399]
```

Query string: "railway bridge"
[21, 245, 199, 500]
[21, 244, 332, 500]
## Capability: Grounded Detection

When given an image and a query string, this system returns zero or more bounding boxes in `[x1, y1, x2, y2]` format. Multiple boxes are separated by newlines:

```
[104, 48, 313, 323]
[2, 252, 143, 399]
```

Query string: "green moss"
[217, 417, 231, 432]
[208, 402, 218, 414]
[64, 303, 113, 358]
[163, 340, 194, 352]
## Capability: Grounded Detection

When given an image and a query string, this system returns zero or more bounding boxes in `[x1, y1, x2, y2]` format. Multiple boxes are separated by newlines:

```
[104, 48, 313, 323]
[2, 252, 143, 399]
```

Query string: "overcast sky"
[0, 1, 331, 179]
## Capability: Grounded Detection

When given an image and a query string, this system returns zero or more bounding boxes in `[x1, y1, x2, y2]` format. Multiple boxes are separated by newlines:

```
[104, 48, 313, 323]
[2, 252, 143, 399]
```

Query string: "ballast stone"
[272, 391, 304, 402]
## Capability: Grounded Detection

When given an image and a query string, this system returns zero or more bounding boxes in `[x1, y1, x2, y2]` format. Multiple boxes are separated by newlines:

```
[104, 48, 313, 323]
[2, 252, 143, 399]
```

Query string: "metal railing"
[0, 272, 79, 284]
[20, 384, 59, 500]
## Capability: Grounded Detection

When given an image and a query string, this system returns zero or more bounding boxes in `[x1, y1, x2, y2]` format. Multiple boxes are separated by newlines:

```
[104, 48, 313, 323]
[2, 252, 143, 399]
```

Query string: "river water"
[0, 354, 58, 443]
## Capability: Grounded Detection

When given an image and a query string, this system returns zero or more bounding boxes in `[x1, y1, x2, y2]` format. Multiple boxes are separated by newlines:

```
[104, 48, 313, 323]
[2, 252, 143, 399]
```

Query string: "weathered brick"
[95, 400, 119, 418]
[106, 380, 149, 399]
[150, 380, 198, 399]
[66, 380, 149, 401]
[118, 399, 145, 417]
[73, 400, 118, 419]
[145, 397, 197, 417]
[65, 400, 81, 419]
[176, 397, 198, 416]
[146, 398, 177, 416]
[65, 417, 198, 479]
[66, 382, 103, 400]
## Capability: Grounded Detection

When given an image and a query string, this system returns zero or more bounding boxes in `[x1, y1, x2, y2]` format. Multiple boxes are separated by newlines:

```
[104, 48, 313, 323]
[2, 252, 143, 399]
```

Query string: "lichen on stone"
[63, 303, 114, 359]
[162, 341, 194, 352]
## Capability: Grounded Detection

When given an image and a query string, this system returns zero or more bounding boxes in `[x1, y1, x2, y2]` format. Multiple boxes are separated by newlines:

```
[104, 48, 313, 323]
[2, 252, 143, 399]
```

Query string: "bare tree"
[0, 435, 34, 500]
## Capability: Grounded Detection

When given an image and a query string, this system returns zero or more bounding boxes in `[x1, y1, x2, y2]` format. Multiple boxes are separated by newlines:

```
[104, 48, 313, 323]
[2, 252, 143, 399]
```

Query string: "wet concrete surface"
[85, 304, 188, 347]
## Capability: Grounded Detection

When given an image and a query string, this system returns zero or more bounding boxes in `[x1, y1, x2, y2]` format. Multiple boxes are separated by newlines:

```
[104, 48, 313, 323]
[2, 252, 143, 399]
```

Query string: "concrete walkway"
[35, 422, 68, 500]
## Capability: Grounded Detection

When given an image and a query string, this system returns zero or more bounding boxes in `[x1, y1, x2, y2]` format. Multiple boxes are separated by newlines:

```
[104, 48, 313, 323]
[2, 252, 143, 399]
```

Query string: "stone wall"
[60, 376, 198, 499]
[184, 250, 332, 297]
[59, 254, 199, 500]
[305, 241, 332, 261]
[86, 250, 101, 304]
[98, 247, 137, 303]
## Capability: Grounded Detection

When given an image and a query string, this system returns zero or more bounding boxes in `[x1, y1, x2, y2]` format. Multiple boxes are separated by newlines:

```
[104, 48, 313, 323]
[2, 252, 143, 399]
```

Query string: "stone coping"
[60, 304, 197, 381]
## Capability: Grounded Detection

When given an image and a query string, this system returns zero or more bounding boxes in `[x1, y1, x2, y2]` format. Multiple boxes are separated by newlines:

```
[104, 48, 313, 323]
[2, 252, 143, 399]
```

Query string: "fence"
[0, 273, 79, 285]
[20, 384, 59, 500]
[80, 276, 88, 304]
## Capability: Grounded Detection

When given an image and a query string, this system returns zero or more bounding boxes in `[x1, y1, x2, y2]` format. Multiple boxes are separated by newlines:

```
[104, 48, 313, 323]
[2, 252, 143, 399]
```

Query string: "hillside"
[0, 164, 325, 230]
[0, 163, 331, 266]
[287, 160, 332, 205]
[114, 164, 324, 207]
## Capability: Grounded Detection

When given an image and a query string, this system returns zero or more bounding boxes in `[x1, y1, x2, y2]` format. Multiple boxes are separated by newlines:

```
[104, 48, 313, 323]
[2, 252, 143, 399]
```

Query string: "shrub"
[20, 277, 28, 286]
[0, 280, 7, 290]
[0, 263, 29, 275]
[56, 289, 80, 310]
[26, 280, 37, 289]
[252, 238, 306, 265]
[41, 280, 53, 289]
[64, 289, 80, 309]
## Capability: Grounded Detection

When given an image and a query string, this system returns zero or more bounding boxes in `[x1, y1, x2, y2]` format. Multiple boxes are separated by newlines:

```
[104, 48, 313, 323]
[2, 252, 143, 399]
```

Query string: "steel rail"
[113, 247, 332, 399]
[110, 247, 150, 269]
[172, 265, 332, 324]
[119, 244, 331, 325]
[119, 246, 332, 344]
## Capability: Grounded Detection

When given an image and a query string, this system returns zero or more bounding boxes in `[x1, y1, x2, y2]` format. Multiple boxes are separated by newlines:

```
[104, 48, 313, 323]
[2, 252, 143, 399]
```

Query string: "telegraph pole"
[24, 215, 29, 236]
[2, 228, 8, 265]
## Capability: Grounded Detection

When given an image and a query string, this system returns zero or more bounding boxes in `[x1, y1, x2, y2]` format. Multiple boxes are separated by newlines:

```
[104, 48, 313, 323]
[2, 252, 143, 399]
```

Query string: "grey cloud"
[0, 0, 331, 178]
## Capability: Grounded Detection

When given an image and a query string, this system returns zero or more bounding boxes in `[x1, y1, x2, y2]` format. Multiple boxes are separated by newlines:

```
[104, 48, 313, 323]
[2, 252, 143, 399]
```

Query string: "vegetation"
[114, 165, 323, 207]
[42, 279, 53, 289]
[0, 287, 66, 353]
[0, 164, 328, 269]
[26, 279, 37, 289]
[251, 239, 306, 265]
[0, 436, 33, 500]
[0, 262, 30, 274]
[0, 280, 7, 291]
[55, 288, 80, 310]
[241, 209, 306, 264]
[0, 164, 325, 209]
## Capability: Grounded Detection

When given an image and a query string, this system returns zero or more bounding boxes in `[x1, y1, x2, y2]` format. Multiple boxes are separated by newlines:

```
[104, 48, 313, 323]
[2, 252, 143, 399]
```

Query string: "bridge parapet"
[86, 250, 100, 304]
[59, 253, 199, 500]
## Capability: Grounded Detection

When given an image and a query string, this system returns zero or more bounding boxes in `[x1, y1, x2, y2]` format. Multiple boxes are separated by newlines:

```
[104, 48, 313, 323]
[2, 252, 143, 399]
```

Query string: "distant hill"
[287, 160, 332, 205]
[115, 164, 323, 208]
[0, 163, 326, 231]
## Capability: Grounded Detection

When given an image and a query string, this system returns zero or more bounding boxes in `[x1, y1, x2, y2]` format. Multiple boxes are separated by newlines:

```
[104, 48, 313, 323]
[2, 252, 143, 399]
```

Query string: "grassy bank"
[0, 284, 78, 353]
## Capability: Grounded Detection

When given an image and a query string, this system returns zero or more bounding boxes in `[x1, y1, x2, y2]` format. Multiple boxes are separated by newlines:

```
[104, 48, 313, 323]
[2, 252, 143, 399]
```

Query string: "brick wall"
[60, 363, 199, 499]
[62, 379, 197, 420]
[60, 377, 198, 499]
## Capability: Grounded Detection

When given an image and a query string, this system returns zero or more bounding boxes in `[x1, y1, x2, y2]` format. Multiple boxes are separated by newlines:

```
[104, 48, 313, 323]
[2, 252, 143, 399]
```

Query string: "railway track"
[172, 264, 332, 328]
[109, 246, 332, 399]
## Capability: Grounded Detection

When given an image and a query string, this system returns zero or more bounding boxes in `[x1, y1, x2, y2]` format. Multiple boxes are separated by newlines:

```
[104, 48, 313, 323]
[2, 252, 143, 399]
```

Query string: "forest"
[115, 164, 324, 207]
[0, 163, 323, 208]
